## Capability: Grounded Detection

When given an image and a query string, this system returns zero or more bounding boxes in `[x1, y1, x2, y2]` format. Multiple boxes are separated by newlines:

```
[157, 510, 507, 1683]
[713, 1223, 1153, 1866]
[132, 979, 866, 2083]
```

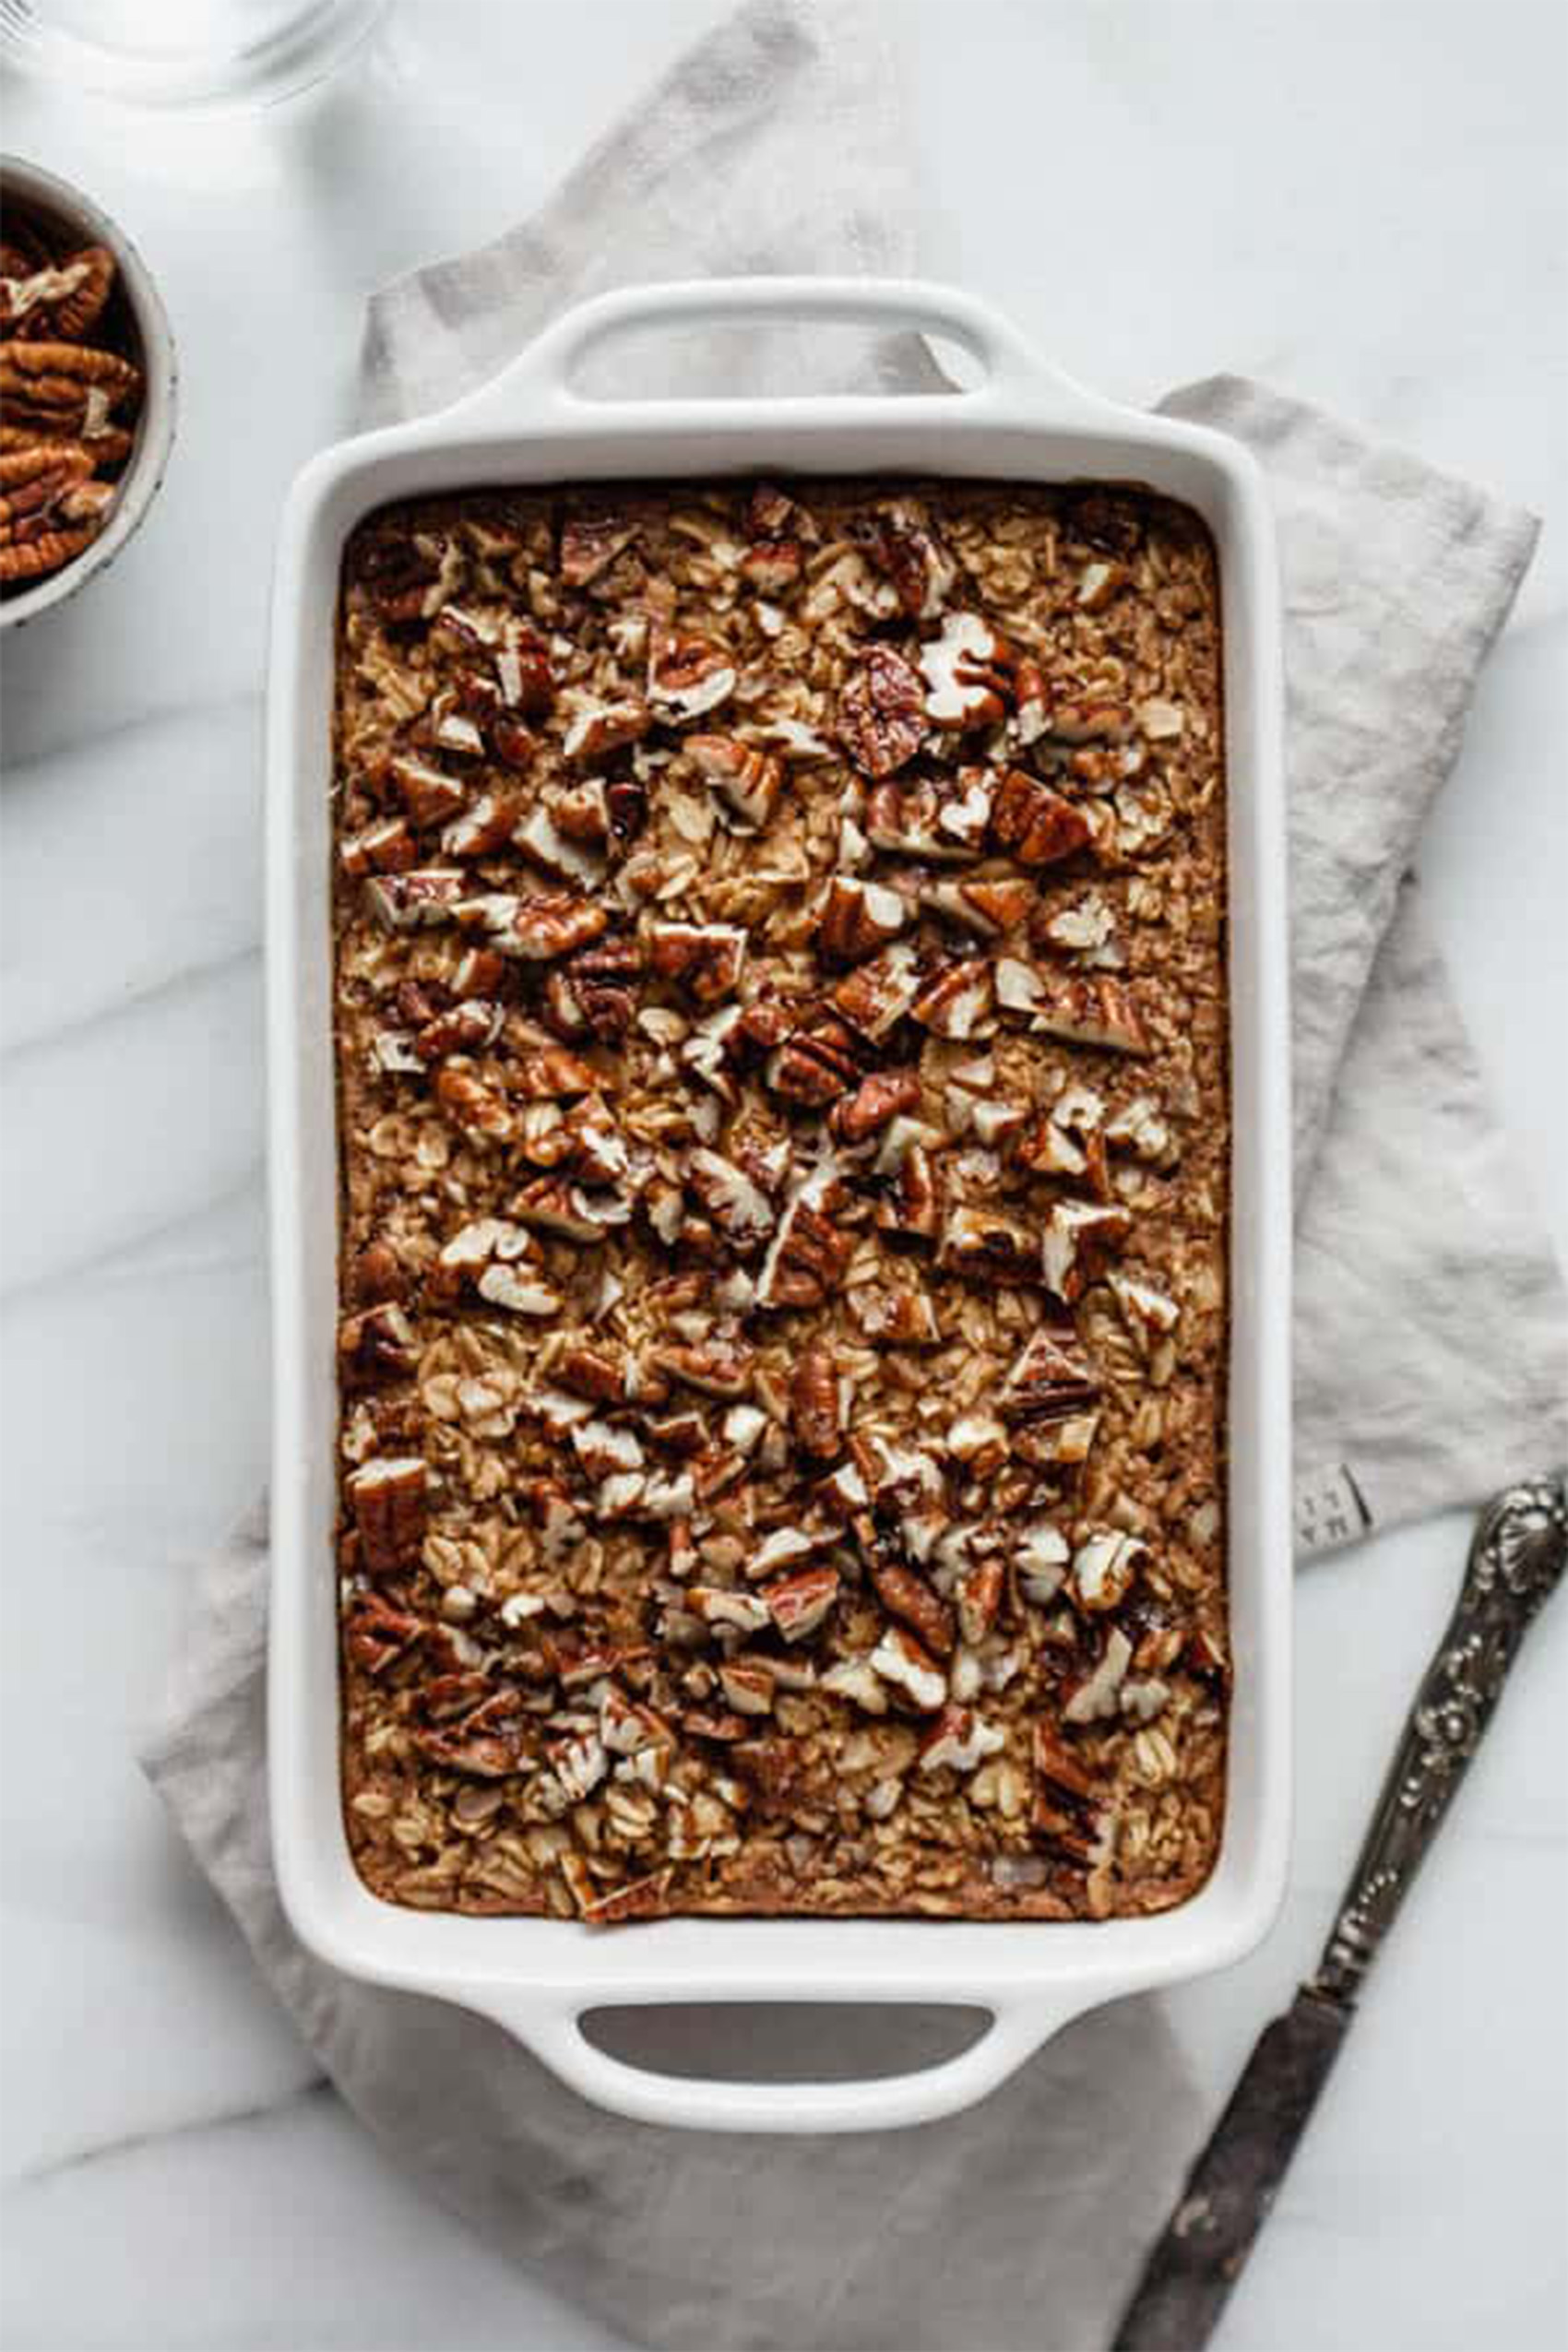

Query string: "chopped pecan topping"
[755, 1165, 851, 1310]
[854, 499, 957, 620]
[869, 1623, 947, 1711]
[1071, 1529, 1146, 1614]
[916, 874, 1033, 937]
[740, 539, 803, 594]
[648, 628, 737, 722]
[814, 876, 908, 962]
[917, 612, 1016, 727]
[764, 1564, 840, 1642]
[996, 963, 1150, 1054]
[684, 733, 783, 829]
[909, 956, 994, 1040]
[877, 1138, 944, 1248]
[999, 1324, 1101, 1423]
[836, 646, 926, 778]
[344, 1594, 424, 1675]
[563, 696, 650, 764]
[869, 1556, 956, 1657]
[340, 816, 416, 878]
[390, 754, 469, 828]
[559, 515, 636, 586]
[684, 1148, 777, 1247]
[1040, 1199, 1132, 1301]
[828, 1069, 921, 1145]
[338, 1301, 418, 1388]
[646, 921, 747, 1002]
[830, 940, 922, 1039]
[790, 1343, 841, 1458]
[365, 869, 468, 932]
[988, 766, 1094, 867]
[347, 1456, 427, 1574]
[492, 892, 609, 962]
[444, 791, 523, 861]
[865, 772, 991, 861]
[765, 1011, 862, 1109]
[848, 1282, 941, 1347]
[919, 1705, 1004, 1774]
[648, 1336, 755, 1399]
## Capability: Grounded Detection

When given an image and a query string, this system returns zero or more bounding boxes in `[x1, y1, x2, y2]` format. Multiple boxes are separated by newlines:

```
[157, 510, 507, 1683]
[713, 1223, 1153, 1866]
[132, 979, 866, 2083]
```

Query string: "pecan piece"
[344, 1594, 423, 1675]
[685, 733, 783, 829]
[876, 1139, 943, 1249]
[995, 962, 1151, 1055]
[415, 1000, 505, 1060]
[339, 815, 415, 878]
[684, 1148, 777, 1248]
[0, 339, 140, 438]
[869, 1556, 956, 1657]
[1032, 1723, 1104, 1860]
[848, 1283, 942, 1348]
[919, 1705, 1005, 1775]
[563, 697, 650, 764]
[989, 766, 1094, 868]
[940, 1206, 1039, 1283]
[909, 957, 994, 1040]
[814, 876, 907, 962]
[999, 1324, 1102, 1424]
[548, 937, 640, 1042]
[764, 1564, 840, 1643]
[790, 1344, 841, 1458]
[364, 869, 467, 932]
[509, 1043, 600, 1099]
[559, 514, 637, 586]
[444, 791, 523, 861]
[836, 646, 926, 778]
[755, 1168, 851, 1311]
[830, 941, 922, 1040]
[740, 538, 803, 594]
[854, 499, 957, 620]
[828, 1069, 921, 1145]
[493, 893, 608, 962]
[346, 1456, 426, 1574]
[338, 1302, 418, 1388]
[648, 628, 737, 722]
[646, 921, 747, 1003]
[765, 1013, 861, 1109]
[918, 612, 1016, 727]
[648, 1337, 755, 1399]
[865, 772, 992, 861]
[1040, 1200, 1132, 1301]
[869, 1623, 947, 1711]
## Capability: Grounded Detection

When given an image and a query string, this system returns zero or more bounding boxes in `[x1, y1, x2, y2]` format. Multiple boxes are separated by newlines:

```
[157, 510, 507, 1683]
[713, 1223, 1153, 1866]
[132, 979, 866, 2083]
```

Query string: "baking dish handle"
[478, 1991, 1084, 2135]
[441, 276, 1117, 427]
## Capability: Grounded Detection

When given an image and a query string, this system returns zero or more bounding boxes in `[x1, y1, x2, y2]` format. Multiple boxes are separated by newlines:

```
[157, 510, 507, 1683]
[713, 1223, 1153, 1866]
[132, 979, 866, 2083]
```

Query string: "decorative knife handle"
[1313, 1475, 1566, 2002]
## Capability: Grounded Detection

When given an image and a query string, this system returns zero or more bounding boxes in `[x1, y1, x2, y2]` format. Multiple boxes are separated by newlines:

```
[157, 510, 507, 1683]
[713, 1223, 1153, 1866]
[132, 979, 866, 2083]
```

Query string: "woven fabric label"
[1294, 1463, 1373, 1556]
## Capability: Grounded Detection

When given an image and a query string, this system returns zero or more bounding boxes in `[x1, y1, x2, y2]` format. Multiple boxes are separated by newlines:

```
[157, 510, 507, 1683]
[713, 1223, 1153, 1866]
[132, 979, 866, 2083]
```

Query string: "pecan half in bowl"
[0, 155, 176, 628]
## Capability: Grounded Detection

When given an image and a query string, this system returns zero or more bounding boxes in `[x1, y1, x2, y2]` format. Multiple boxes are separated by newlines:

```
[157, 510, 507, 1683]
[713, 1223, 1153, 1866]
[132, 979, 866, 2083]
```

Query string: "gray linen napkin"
[142, 5, 1568, 2348]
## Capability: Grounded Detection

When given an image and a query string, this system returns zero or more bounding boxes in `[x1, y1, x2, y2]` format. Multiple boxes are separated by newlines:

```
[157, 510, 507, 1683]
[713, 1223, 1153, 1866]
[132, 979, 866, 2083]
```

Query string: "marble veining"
[1, 5, 1563, 2348]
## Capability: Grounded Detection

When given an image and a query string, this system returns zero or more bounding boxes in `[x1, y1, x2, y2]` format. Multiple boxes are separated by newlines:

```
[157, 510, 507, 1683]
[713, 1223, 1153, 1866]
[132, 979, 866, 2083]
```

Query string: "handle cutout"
[580, 2001, 992, 2084]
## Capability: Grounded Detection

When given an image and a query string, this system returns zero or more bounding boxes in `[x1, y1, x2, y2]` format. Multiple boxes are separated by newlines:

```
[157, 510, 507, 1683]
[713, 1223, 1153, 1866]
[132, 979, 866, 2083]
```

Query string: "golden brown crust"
[331, 477, 1230, 1925]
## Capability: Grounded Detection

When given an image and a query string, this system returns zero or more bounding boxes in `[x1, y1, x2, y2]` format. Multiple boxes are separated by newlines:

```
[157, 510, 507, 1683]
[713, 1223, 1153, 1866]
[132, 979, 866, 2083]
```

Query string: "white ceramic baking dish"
[266, 278, 1291, 2135]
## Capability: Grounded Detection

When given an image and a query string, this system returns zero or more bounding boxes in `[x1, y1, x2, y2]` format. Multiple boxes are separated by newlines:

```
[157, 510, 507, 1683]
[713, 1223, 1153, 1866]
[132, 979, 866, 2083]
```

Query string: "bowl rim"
[1, 152, 178, 630]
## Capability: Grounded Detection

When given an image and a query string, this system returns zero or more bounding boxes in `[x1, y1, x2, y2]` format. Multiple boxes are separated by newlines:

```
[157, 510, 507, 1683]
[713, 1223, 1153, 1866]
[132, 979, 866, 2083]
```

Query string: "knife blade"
[1111, 1474, 1566, 2352]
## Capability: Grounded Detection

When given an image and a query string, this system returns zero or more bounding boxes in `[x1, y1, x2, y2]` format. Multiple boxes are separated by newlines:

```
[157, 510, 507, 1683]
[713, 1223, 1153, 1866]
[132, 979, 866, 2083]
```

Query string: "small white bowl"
[1, 154, 178, 632]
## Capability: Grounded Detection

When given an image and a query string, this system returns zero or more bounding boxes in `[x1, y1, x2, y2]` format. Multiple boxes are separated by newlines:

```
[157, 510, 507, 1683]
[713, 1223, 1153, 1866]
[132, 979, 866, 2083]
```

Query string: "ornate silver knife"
[1111, 1474, 1567, 2352]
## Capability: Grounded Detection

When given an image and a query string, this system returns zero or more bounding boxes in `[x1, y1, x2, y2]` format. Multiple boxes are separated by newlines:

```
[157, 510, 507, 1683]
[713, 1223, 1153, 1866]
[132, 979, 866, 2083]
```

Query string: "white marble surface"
[2, 4, 1565, 2346]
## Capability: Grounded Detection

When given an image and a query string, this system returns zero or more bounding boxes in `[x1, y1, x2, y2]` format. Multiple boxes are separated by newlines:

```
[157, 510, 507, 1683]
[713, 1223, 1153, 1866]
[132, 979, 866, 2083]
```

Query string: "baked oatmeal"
[331, 477, 1229, 1924]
